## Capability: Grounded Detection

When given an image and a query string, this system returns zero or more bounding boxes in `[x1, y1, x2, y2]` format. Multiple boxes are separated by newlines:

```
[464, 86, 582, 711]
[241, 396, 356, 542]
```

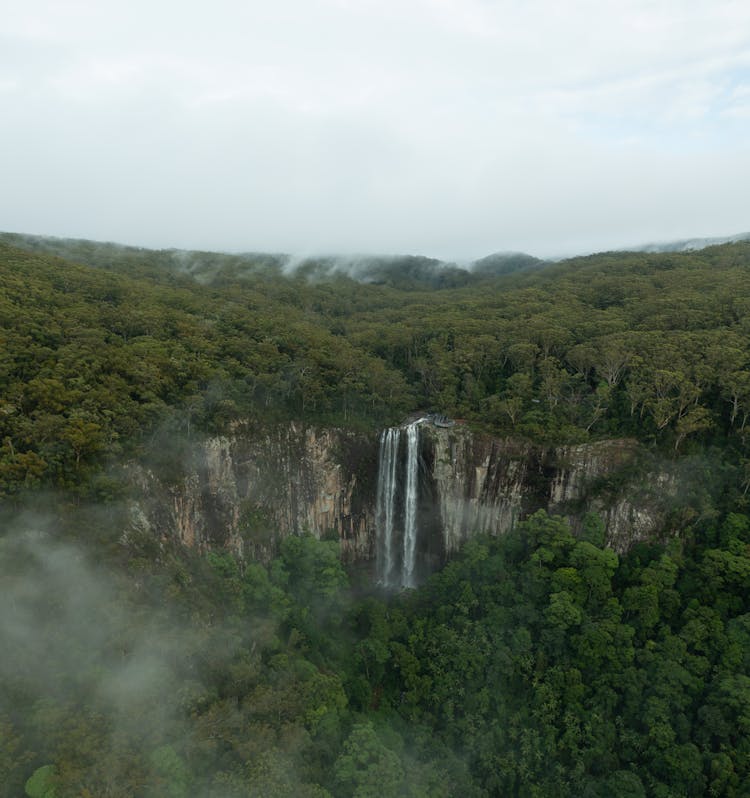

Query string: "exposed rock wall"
[128, 422, 377, 563]
[128, 421, 686, 567]
[427, 427, 677, 554]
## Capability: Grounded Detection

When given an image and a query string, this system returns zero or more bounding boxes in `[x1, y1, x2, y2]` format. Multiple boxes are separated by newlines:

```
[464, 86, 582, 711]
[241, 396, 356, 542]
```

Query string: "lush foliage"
[2, 510, 750, 796]
[362, 510, 750, 796]
[3, 236, 750, 497]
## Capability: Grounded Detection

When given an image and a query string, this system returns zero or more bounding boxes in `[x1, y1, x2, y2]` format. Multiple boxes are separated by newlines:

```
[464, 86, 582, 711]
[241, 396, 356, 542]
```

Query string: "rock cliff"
[127, 421, 690, 572]
[128, 421, 376, 562]
[424, 426, 678, 554]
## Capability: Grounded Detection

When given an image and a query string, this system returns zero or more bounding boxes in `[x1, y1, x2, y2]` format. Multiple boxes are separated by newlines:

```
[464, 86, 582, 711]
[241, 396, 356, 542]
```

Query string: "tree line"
[2, 238, 750, 497]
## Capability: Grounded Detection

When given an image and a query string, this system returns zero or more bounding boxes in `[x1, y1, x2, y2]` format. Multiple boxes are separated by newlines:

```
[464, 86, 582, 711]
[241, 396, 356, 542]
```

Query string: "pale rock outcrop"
[128, 422, 374, 562]
[128, 420, 686, 567]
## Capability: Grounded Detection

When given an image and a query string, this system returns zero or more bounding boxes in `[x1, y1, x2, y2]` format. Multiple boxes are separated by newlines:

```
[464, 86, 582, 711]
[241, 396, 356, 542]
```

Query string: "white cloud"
[1, 0, 749, 258]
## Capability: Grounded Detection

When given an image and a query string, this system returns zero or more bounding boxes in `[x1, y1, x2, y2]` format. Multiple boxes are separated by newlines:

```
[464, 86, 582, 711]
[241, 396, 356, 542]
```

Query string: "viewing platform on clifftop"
[430, 414, 455, 428]
[401, 412, 457, 428]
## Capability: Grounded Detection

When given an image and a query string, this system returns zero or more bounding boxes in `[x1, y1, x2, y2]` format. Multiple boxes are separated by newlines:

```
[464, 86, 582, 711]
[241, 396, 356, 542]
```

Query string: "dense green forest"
[4, 510, 750, 796]
[2, 233, 750, 497]
[2, 234, 750, 795]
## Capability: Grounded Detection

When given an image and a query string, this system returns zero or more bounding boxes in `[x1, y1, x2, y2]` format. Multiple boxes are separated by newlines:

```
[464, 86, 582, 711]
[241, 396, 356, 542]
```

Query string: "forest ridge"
[2, 233, 750, 497]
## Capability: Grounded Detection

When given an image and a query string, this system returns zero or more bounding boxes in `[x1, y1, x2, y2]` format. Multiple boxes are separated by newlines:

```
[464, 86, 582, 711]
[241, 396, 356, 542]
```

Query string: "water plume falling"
[375, 419, 426, 588]
[375, 427, 400, 587]
[402, 421, 421, 588]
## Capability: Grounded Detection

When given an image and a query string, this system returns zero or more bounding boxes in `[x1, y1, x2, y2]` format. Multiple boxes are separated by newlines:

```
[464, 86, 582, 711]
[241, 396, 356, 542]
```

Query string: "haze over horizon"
[2, 1, 749, 261]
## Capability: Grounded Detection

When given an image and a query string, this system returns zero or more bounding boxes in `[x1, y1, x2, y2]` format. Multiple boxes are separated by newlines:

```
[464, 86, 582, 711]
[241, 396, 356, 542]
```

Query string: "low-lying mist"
[0, 513, 307, 796]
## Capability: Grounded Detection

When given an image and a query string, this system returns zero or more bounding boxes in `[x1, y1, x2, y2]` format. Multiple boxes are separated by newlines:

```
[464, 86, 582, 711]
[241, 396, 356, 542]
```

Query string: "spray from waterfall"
[375, 419, 426, 588]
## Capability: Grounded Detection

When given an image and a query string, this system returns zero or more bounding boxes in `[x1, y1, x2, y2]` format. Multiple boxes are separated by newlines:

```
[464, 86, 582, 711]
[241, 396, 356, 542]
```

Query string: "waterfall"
[402, 422, 420, 587]
[375, 427, 400, 586]
[375, 419, 425, 588]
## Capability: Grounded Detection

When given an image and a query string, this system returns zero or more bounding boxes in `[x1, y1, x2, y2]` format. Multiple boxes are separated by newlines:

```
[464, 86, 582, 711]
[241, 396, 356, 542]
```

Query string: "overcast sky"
[2, 1, 749, 259]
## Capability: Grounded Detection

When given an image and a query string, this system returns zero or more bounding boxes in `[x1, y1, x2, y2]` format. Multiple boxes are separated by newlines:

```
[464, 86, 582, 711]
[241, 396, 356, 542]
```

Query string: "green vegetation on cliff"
[2, 234, 750, 497]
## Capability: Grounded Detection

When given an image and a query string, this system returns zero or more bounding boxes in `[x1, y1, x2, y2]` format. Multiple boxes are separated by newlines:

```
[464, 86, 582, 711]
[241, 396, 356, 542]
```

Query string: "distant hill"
[4, 228, 749, 291]
[470, 251, 547, 276]
[626, 231, 750, 254]
[294, 254, 484, 289]
[5, 227, 750, 273]
[0, 231, 546, 290]
[0, 231, 288, 282]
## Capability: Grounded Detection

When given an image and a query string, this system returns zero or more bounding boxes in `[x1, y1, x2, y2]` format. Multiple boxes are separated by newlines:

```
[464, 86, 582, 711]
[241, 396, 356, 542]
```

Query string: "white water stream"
[375, 419, 426, 588]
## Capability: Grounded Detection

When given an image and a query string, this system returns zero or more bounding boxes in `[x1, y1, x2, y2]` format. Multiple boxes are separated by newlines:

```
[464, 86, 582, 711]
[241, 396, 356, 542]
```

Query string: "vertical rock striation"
[427, 427, 671, 554]
[128, 419, 690, 575]
[128, 422, 377, 563]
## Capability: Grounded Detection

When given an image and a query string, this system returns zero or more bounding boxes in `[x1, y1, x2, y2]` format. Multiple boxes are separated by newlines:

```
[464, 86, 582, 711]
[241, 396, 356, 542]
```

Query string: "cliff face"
[128, 421, 686, 569]
[425, 427, 678, 554]
[128, 422, 377, 563]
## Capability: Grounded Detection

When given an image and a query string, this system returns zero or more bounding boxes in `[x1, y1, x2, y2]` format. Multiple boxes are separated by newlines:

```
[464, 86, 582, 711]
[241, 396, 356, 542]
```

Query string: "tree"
[147, 746, 191, 798]
[24, 766, 57, 798]
[333, 723, 405, 798]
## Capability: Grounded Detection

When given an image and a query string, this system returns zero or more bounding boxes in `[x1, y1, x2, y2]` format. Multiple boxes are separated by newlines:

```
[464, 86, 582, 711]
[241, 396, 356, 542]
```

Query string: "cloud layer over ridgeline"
[0, 230, 551, 288]
[6, 228, 750, 295]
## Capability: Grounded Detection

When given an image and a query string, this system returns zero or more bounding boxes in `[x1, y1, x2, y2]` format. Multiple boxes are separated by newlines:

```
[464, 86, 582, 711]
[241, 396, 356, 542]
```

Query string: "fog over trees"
[1, 234, 750, 796]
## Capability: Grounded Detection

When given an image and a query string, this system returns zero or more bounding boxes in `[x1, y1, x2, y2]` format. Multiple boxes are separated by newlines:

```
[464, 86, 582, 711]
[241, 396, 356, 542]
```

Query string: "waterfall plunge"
[375, 419, 425, 588]
[403, 422, 420, 588]
[375, 427, 400, 587]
